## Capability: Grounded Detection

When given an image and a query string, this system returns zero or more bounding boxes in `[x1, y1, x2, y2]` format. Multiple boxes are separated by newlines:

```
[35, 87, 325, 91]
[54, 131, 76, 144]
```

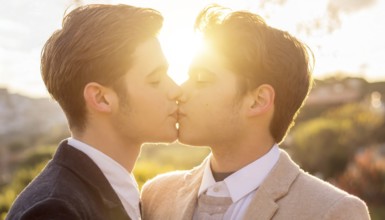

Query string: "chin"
[164, 135, 178, 143]
[177, 126, 207, 146]
[158, 131, 178, 143]
[177, 132, 205, 147]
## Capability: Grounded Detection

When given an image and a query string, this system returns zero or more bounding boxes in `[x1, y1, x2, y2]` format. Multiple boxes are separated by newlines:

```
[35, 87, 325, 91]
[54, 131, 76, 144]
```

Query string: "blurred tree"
[336, 146, 385, 204]
[7, 142, 27, 154]
[18, 146, 55, 168]
[0, 162, 47, 219]
[373, 121, 385, 144]
[335, 146, 385, 220]
[289, 103, 384, 179]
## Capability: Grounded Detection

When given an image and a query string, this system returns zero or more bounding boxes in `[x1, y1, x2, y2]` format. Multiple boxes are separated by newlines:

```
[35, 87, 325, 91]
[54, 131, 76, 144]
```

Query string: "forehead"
[128, 38, 168, 77]
[190, 46, 235, 78]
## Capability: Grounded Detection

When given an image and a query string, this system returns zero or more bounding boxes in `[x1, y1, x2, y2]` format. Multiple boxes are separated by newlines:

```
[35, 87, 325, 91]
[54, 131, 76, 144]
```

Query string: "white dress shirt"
[67, 138, 141, 220]
[193, 144, 280, 220]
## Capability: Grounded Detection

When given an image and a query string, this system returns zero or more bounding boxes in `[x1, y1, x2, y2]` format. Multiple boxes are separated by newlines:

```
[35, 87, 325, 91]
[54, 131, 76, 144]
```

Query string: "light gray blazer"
[141, 150, 370, 220]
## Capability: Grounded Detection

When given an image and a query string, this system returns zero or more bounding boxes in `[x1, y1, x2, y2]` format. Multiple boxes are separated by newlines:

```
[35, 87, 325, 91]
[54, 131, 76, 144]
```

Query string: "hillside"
[0, 88, 67, 146]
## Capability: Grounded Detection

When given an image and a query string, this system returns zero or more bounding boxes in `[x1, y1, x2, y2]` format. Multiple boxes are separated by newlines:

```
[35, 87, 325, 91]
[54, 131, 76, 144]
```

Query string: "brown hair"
[195, 5, 314, 143]
[41, 4, 163, 131]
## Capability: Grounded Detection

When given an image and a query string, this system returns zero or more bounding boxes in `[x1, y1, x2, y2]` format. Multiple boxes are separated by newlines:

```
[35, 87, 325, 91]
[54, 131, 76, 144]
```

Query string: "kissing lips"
[170, 110, 178, 120]
[177, 110, 186, 119]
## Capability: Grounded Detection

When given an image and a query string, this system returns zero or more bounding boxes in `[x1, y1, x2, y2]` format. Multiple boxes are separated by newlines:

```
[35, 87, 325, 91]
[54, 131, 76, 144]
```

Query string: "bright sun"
[159, 28, 203, 85]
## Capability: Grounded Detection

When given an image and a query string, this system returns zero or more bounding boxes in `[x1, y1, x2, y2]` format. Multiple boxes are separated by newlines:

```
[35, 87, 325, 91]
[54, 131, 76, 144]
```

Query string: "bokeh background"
[1, 0, 384, 219]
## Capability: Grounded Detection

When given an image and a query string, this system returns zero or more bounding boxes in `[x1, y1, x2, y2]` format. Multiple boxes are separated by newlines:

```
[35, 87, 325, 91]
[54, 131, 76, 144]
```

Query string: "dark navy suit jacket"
[6, 140, 131, 220]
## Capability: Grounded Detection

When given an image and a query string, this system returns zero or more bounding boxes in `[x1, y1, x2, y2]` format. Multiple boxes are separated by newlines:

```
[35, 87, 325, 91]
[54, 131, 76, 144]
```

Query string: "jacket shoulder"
[283, 169, 369, 219]
[269, 151, 369, 219]
[140, 156, 208, 219]
[322, 193, 370, 220]
[142, 170, 189, 197]
[300, 171, 369, 219]
[6, 198, 80, 220]
[6, 162, 86, 219]
[142, 159, 207, 196]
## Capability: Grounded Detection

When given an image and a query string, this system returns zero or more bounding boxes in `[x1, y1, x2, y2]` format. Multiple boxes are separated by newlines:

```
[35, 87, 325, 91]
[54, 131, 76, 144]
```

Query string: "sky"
[0, 0, 384, 98]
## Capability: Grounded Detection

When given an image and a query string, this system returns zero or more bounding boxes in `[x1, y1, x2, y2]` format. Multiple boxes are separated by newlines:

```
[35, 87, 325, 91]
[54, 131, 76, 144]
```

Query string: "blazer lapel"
[243, 150, 300, 220]
[53, 140, 131, 219]
[243, 187, 278, 220]
[174, 156, 209, 220]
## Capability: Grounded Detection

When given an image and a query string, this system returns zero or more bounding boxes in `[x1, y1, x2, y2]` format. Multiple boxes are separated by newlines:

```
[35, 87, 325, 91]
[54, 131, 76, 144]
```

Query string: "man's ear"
[83, 82, 116, 113]
[246, 84, 275, 117]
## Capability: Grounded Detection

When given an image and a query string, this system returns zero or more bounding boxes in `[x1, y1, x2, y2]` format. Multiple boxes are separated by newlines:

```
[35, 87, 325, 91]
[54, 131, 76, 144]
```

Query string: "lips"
[171, 112, 178, 120]
[177, 109, 186, 118]
[170, 110, 179, 120]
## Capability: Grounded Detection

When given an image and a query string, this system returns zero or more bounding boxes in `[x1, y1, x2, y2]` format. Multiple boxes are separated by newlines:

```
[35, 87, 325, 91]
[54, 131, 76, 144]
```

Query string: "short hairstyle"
[41, 4, 163, 131]
[195, 5, 314, 143]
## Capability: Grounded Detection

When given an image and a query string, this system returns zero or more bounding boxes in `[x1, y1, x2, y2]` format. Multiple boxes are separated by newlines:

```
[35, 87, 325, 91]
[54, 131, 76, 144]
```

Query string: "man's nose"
[168, 77, 182, 100]
[177, 81, 190, 103]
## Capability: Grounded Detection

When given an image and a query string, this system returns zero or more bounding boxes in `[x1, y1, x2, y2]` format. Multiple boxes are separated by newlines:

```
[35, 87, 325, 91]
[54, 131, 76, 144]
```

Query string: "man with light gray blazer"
[141, 5, 370, 220]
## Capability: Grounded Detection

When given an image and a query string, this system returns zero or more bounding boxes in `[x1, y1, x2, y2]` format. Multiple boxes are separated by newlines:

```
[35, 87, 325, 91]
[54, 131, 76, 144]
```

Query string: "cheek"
[186, 86, 238, 122]
[135, 90, 167, 111]
[193, 99, 227, 127]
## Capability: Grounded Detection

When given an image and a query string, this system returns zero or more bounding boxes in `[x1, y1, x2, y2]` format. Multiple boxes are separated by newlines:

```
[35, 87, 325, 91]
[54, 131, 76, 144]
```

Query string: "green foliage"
[290, 103, 385, 179]
[7, 142, 27, 154]
[18, 145, 55, 168]
[290, 117, 355, 178]
[0, 162, 47, 219]
[369, 205, 385, 220]
[335, 146, 385, 220]
[134, 161, 176, 189]
[336, 146, 385, 205]
[373, 121, 385, 143]
[0, 145, 55, 219]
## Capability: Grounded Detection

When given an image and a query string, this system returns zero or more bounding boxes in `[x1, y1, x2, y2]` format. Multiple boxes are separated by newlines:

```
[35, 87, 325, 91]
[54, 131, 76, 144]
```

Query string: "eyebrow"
[146, 64, 169, 77]
[188, 66, 215, 77]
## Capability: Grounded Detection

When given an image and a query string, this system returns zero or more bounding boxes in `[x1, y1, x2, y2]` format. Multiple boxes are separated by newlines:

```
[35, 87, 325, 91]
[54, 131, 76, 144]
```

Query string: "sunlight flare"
[159, 29, 204, 85]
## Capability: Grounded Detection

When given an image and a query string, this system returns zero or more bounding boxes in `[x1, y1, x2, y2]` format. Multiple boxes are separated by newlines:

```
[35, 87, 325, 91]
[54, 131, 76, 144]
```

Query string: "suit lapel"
[175, 156, 209, 220]
[243, 150, 300, 220]
[243, 187, 278, 220]
[53, 140, 131, 219]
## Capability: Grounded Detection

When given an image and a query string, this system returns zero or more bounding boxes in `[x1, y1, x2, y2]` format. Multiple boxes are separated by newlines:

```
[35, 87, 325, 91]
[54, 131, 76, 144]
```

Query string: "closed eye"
[147, 65, 169, 85]
[188, 67, 215, 83]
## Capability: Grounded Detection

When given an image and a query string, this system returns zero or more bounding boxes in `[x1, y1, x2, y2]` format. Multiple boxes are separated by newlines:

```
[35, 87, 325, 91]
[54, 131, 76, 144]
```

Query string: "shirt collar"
[198, 154, 217, 196]
[198, 144, 280, 203]
[67, 138, 141, 219]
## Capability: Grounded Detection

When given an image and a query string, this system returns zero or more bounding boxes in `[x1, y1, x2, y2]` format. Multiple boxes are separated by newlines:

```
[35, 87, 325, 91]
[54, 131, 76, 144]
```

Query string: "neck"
[210, 134, 275, 173]
[211, 170, 235, 182]
[72, 128, 141, 173]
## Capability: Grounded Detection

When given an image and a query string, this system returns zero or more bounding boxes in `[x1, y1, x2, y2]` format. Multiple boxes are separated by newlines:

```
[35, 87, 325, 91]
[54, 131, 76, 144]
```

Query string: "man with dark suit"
[141, 5, 370, 219]
[7, 4, 180, 220]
